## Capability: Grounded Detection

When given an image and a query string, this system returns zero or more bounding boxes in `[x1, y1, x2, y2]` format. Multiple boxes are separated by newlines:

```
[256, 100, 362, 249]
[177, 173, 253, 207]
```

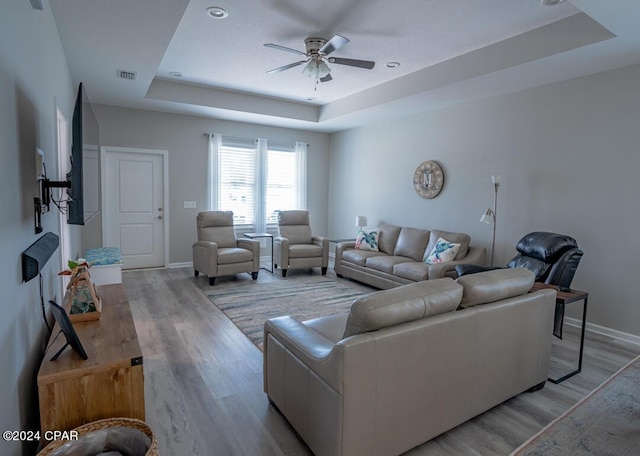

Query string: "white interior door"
[102, 147, 167, 269]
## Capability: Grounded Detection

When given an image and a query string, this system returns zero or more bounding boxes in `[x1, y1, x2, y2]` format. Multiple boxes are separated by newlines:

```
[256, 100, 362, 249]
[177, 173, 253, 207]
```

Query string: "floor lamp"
[480, 176, 501, 267]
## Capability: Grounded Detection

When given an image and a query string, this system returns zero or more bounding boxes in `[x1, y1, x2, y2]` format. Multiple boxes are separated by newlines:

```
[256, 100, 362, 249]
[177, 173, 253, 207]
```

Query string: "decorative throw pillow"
[355, 229, 379, 251]
[425, 238, 461, 264]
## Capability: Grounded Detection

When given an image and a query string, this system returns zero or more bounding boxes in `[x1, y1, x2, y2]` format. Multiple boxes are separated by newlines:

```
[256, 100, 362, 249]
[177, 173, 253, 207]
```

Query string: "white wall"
[92, 105, 331, 264]
[0, 3, 74, 456]
[329, 63, 640, 337]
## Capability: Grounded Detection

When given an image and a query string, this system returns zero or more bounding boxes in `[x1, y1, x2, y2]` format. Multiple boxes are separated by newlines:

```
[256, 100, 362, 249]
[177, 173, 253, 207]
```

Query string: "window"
[218, 143, 255, 226]
[208, 135, 307, 232]
[265, 147, 299, 225]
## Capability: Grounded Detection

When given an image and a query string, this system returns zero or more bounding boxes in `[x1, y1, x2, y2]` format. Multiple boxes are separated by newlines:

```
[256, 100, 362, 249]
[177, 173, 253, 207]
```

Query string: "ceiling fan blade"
[320, 73, 333, 83]
[319, 34, 349, 55]
[329, 57, 375, 70]
[264, 43, 306, 56]
[266, 60, 307, 74]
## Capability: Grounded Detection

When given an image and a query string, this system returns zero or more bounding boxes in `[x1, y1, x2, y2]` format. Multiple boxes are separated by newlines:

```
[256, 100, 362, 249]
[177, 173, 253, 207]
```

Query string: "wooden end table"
[530, 282, 589, 384]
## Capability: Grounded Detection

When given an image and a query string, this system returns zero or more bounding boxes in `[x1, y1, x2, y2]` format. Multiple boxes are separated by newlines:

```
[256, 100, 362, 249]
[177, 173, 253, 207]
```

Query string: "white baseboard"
[564, 317, 640, 346]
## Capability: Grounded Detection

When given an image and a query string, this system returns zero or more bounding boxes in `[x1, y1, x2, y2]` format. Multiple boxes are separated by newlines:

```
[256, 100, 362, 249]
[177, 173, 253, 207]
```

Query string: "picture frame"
[48, 300, 88, 361]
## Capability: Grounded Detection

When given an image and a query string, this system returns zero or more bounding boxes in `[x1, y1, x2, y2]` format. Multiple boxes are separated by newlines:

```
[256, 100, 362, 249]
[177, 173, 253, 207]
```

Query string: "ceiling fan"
[264, 34, 375, 83]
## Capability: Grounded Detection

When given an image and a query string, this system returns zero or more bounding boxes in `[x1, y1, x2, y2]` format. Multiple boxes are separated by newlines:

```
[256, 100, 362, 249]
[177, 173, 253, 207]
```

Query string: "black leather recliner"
[456, 231, 584, 338]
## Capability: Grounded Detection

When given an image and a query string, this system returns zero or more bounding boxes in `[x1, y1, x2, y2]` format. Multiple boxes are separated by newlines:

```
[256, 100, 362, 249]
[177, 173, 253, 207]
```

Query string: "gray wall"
[92, 105, 331, 264]
[0, 3, 74, 456]
[329, 63, 640, 337]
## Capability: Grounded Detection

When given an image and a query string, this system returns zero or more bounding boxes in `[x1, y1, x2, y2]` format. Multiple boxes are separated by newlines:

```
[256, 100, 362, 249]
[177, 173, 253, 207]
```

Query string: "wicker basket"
[37, 417, 158, 456]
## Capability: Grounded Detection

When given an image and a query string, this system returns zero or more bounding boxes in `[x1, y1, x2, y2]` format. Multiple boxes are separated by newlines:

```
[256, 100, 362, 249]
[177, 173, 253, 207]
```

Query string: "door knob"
[157, 215, 163, 220]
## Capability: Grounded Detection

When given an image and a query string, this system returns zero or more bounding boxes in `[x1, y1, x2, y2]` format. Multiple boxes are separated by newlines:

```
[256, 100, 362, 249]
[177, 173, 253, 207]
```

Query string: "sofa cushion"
[289, 244, 322, 258]
[278, 225, 313, 245]
[393, 227, 430, 261]
[506, 255, 549, 279]
[197, 211, 238, 248]
[277, 210, 313, 244]
[365, 255, 413, 274]
[514, 231, 578, 262]
[424, 238, 461, 264]
[456, 268, 535, 309]
[425, 230, 470, 261]
[355, 229, 379, 251]
[377, 225, 402, 255]
[342, 249, 386, 266]
[393, 262, 430, 282]
[343, 278, 463, 338]
[217, 247, 254, 264]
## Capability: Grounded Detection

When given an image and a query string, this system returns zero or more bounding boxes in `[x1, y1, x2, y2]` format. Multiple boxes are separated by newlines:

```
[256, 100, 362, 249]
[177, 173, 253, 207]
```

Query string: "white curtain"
[255, 138, 267, 233]
[207, 133, 222, 210]
[295, 141, 308, 210]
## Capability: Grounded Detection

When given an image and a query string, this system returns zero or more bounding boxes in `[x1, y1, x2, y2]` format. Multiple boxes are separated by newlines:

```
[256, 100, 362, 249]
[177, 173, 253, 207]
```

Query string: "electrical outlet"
[183, 201, 197, 209]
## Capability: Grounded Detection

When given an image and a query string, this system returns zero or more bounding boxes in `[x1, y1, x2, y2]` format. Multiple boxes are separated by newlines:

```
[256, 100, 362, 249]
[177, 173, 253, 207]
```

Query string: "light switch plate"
[183, 201, 196, 209]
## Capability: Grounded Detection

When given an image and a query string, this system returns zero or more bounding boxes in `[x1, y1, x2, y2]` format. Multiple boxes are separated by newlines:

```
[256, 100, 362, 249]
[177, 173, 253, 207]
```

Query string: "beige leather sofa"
[264, 269, 555, 456]
[335, 224, 486, 289]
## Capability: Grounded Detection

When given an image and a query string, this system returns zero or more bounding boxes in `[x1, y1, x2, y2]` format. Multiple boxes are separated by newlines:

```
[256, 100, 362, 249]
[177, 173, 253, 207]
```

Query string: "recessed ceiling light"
[307, 97, 317, 101]
[540, 0, 566, 5]
[386, 62, 400, 69]
[206, 6, 229, 19]
[169, 71, 182, 77]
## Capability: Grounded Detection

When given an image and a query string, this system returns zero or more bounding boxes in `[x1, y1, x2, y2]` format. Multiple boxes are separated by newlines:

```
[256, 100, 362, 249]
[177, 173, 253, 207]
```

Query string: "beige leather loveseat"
[264, 269, 555, 456]
[335, 224, 485, 289]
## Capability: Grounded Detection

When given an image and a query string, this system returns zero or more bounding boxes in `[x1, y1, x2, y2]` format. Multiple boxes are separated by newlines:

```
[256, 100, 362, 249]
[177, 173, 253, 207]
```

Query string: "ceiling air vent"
[29, 0, 45, 10]
[117, 69, 138, 81]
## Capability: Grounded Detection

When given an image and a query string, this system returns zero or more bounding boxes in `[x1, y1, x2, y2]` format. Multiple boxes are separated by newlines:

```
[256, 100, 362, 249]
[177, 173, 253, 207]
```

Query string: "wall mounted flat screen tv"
[67, 83, 99, 225]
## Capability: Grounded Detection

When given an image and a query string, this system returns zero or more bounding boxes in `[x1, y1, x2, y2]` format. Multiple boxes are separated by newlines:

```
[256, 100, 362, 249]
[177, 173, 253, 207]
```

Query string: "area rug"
[204, 278, 369, 350]
[511, 354, 640, 456]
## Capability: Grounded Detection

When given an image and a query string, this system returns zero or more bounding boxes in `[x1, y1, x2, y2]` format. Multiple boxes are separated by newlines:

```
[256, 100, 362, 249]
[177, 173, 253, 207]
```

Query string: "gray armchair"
[273, 210, 328, 277]
[192, 211, 260, 286]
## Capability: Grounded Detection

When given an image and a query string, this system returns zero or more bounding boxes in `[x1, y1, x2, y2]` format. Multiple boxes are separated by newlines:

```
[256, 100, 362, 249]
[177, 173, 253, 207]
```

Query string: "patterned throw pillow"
[425, 238, 461, 264]
[355, 229, 379, 251]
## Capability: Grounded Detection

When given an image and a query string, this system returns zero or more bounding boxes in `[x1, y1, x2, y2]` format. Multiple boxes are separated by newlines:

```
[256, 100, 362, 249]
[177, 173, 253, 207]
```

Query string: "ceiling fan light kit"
[302, 59, 331, 79]
[264, 34, 375, 86]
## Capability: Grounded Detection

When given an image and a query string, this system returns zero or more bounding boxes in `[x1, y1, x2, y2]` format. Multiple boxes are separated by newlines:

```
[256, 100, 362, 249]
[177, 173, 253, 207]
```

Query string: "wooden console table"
[37, 283, 144, 440]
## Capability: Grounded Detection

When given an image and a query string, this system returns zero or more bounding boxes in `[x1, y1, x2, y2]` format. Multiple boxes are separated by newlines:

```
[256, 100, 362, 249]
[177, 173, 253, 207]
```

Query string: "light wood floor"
[122, 266, 640, 456]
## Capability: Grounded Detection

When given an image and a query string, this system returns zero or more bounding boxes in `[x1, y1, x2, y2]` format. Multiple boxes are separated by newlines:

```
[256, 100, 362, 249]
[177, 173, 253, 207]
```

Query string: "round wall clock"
[413, 160, 444, 199]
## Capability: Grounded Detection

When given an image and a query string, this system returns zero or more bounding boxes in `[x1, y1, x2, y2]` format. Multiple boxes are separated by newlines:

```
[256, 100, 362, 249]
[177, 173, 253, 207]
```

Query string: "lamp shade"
[355, 216, 367, 227]
[480, 209, 494, 224]
[303, 60, 331, 79]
